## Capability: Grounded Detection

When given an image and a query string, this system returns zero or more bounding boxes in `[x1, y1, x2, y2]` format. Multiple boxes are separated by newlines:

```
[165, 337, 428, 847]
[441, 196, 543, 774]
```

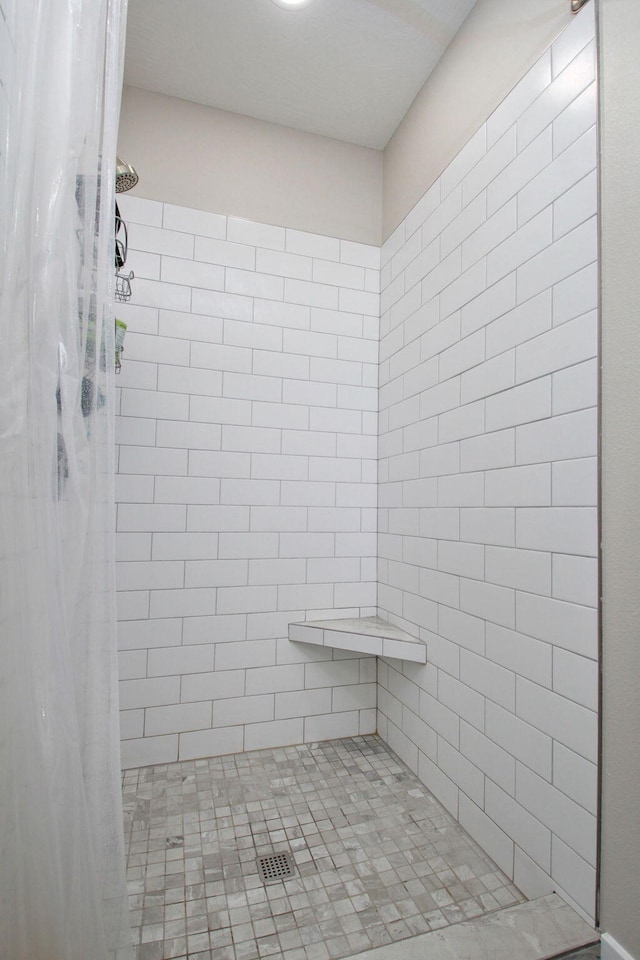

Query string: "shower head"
[115, 156, 138, 193]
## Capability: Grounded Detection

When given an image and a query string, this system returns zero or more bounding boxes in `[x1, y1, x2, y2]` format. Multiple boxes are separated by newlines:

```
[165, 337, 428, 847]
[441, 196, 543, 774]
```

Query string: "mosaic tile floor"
[122, 736, 525, 960]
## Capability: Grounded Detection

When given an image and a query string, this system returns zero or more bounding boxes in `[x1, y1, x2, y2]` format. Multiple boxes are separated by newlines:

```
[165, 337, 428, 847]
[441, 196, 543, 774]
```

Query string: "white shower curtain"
[0, 1, 132, 958]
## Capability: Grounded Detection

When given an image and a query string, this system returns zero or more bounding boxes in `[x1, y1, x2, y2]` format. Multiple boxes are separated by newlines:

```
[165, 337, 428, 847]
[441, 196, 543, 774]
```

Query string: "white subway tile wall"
[116, 195, 380, 771]
[376, 5, 597, 921]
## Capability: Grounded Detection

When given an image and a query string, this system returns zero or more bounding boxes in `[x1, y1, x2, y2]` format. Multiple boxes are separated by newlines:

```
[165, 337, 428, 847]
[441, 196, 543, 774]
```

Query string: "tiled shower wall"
[115, 196, 380, 768]
[376, 6, 598, 921]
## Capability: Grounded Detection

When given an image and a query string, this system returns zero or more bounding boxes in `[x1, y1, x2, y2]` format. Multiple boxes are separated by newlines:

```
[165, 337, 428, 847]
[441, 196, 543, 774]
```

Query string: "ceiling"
[123, 0, 478, 151]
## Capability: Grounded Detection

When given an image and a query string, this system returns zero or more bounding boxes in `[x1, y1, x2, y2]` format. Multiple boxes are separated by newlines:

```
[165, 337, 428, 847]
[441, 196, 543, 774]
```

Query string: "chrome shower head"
[115, 156, 138, 193]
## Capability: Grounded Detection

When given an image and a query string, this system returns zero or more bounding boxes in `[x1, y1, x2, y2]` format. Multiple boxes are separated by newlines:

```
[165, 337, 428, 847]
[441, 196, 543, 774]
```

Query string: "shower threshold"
[122, 735, 595, 960]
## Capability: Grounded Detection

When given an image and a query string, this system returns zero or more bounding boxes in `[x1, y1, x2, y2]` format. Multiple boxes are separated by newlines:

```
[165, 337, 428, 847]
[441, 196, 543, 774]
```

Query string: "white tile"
[486, 378, 551, 431]
[279, 583, 334, 611]
[519, 127, 596, 228]
[552, 1, 595, 77]
[438, 400, 484, 444]
[485, 700, 552, 780]
[215, 639, 277, 671]
[284, 327, 337, 359]
[460, 429, 515, 473]
[119, 676, 180, 710]
[458, 794, 514, 878]
[516, 408, 597, 466]
[186, 504, 250, 532]
[554, 169, 597, 240]
[553, 265, 597, 331]
[221, 424, 281, 454]
[460, 721, 515, 795]
[147, 645, 213, 679]
[158, 364, 222, 397]
[253, 349, 309, 380]
[517, 40, 595, 151]
[332, 682, 377, 713]
[118, 195, 163, 227]
[459, 577, 515, 629]
[460, 508, 515, 547]
[286, 228, 339, 260]
[460, 648, 516, 711]
[118, 504, 186, 533]
[340, 239, 380, 269]
[437, 472, 484, 508]
[188, 450, 250, 477]
[184, 614, 246, 646]
[121, 735, 178, 768]
[120, 388, 189, 422]
[313, 258, 365, 290]
[219, 478, 280, 506]
[152, 532, 219, 561]
[461, 275, 516, 338]
[517, 216, 597, 304]
[487, 52, 551, 147]
[247, 558, 305, 586]
[119, 709, 144, 740]
[516, 311, 597, 384]
[551, 837, 597, 920]
[117, 533, 152, 563]
[552, 358, 597, 416]
[553, 648, 598, 710]
[419, 507, 459, 541]
[438, 739, 485, 806]
[275, 687, 332, 720]
[228, 217, 284, 250]
[191, 342, 253, 375]
[516, 580, 598, 659]
[118, 302, 160, 335]
[437, 540, 484, 580]
[115, 474, 155, 504]
[158, 309, 223, 345]
[462, 199, 517, 270]
[116, 560, 184, 592]
[516, 506, 597, 558]
[245, 718, 304, 751]
[439, 607, 485, 653]
[486, 622, 552, 688]
[149, 587, 216, 619]
[117, 618, 182, 651]
[124, 332, 190, 367]
[488, 127, 553, 217]
[404, 181, 440, 239]
[218, 531, 278, 559]
[185, 559, 248, 588]
[283, 379, 336, 408]
[439, 330, 485, 382]
[118, 651, 147, 681]
[551, 457, 598, 507]
[485, 463, 551, 507]
[161, 256, 224, 291]
[216, 585, 277, 615]
[213, 694, 274, 728]
[116, 416, 157, 448]
[487, 208, 552, 287]
[441, 193, 487, 259]
[553, 743, 598, 816]
[552, 554, 597, 607]
[486, 780, 551, 872]
[485, 545, 551, 596]
[284, 277, 338, 310]
[163, 203, 226, 238]
[179, 726, 244, 761]
[128, 222, 194, 259]
[516, 677, 597, 761]
[305, 711, 360, 742]
[191, 288, 252, 323]
[226, 267, 284, 301]
[257, 247, 312, 281]
[254, 298, 310, 330]
[553, 81, 597, 157]
[250, 506, 307, 532]
[486, 289, 552, 359]
[440, 261, 487, 321]
[181, 669, 246, 703]
[516, 764, 597, 866]
[441, 126, 487, 198]
[463, 127, 518, 204]
[117, 590, 149, 621]
[157, 421, 222, 452]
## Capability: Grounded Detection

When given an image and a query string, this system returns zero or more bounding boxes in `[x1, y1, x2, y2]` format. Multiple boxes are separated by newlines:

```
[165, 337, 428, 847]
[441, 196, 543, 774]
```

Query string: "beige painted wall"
[118, 86, 383, 245]
[599, 0, 640, 956]
[382, 0, 572, 239]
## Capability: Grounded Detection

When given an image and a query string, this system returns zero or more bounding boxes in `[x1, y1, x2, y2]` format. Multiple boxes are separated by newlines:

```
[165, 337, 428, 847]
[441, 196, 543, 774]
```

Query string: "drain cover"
[257, 851, 296, 884]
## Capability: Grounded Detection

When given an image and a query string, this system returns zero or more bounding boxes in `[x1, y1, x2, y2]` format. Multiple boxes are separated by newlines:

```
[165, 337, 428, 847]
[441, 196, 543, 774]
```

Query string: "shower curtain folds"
[0, 0, 132, 958]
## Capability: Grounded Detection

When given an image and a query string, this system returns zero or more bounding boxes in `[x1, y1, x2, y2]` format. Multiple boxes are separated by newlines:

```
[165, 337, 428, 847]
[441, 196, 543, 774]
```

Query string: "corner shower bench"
[288, 615, 426, 663]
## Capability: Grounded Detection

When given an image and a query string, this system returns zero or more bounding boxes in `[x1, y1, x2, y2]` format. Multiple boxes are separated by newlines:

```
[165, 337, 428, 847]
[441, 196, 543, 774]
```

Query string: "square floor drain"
[257, 851, 296, 884]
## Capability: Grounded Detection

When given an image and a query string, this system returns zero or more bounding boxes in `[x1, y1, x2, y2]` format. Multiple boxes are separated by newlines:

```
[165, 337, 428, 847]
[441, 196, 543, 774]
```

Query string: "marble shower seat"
[288, 614, 427, 663]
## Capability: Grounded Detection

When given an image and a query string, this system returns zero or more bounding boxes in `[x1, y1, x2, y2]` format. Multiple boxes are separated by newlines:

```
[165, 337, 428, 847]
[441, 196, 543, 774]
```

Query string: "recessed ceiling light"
[271, 0, 314, 9]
